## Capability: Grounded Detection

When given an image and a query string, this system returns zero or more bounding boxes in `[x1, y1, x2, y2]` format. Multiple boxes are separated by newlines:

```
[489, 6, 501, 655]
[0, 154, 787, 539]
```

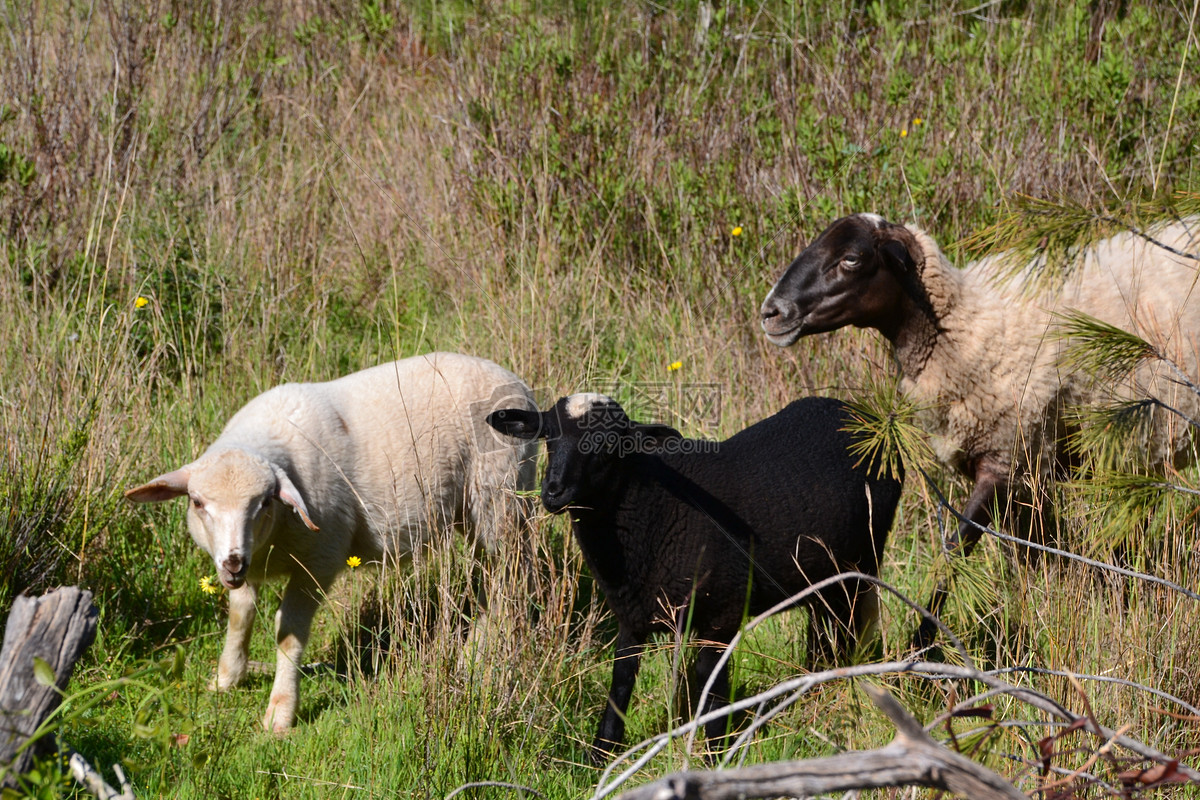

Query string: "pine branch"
[842, 379, 937, 481]
[1056, 310, 1160, 385]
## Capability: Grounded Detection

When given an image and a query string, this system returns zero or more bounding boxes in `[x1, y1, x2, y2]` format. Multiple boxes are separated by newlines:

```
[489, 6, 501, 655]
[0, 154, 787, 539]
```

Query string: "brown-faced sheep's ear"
[125, 468, 191, 503]
[274, 467, 319, 531]
[876, 225, 917, 273]
[487, 408, 551, 440]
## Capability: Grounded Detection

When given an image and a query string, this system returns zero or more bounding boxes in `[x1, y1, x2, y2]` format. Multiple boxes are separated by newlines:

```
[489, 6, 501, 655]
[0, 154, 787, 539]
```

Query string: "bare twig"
[592, 659, 1200, 800]
[614, 685, 1025, 800]
[916, 466, 1200, 601]
[684, 571, 974, 758]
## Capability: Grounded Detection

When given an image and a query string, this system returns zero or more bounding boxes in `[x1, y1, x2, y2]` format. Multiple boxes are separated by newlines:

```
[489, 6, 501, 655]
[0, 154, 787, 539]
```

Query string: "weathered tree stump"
[0, 586, 98, 786]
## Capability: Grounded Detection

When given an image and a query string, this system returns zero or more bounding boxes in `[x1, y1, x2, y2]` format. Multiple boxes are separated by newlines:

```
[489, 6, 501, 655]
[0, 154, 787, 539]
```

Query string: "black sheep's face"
[485, 394, 679, 515]
[486, 393, 625, 514]
[540, 431, 606, 513]
[760, 213, 917, 345]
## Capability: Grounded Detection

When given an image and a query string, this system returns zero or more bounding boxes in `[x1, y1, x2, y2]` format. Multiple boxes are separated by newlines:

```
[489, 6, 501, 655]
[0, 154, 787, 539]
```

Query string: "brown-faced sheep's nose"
[760, 295, 794, 335]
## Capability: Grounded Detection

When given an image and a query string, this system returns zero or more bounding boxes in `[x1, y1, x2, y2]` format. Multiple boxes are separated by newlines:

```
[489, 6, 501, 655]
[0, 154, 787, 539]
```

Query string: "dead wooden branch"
[0, 586, 98, 784]
[615, 684, 1025, 800]
[68, 750, 135, 800]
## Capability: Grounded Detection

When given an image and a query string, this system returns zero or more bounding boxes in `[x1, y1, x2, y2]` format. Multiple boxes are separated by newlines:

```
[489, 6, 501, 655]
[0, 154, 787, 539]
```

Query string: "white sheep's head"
[485, 394, 680, 515]
[125, 449, 318, 588]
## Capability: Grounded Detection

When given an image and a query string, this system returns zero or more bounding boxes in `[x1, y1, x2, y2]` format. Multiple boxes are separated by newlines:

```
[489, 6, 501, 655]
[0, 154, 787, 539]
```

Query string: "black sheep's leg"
[807, 585, 855, 667]
[591, 628, 645, 763]
[913, 466, 1006, 649]
[694, 643, 733, 753]
[808, 571, 878, 667]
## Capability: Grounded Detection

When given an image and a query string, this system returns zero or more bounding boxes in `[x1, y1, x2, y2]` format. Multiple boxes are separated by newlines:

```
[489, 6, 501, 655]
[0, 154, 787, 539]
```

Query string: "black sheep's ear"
[632, 423, 683, 447]
[486, 408, 550, 440]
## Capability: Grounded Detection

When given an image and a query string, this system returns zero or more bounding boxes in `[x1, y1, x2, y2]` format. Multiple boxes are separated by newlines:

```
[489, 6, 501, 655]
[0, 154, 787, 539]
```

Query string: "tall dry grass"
[1, 0, 1199, 795]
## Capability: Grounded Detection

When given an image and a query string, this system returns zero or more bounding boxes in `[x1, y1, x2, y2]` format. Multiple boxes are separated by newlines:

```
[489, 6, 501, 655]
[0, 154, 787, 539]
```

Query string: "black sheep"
[486, 393, 903, 760]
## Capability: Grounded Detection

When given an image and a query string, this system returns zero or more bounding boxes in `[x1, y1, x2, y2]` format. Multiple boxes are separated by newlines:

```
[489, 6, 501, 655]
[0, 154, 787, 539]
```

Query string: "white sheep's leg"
[262, 574, 327, 733]
[211, 582, 258, 691]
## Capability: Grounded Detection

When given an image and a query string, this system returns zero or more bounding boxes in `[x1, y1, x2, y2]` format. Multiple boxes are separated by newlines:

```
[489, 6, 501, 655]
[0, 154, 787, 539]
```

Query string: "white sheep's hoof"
[209, 668, 243, 692]
[208, 674, 236, 692]
[262, 696, 296, 733]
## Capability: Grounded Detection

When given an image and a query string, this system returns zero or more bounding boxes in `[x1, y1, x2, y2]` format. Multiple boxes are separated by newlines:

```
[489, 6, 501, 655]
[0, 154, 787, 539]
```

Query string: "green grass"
[2, 0, 1200, 796]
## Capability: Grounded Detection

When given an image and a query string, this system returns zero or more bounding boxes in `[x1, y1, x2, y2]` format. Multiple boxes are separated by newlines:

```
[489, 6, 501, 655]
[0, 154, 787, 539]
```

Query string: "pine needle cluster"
[1053, 307, 1200, 561]
[955, 193, 1200, 293]
[842, 378, 937, 483]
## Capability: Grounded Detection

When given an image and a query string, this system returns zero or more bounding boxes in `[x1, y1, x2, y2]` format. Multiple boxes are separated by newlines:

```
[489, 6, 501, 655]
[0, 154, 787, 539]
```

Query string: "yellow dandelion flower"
[199, 575, 219, 595]
[730, 226, 743, 237]
[346, 555, 362, 569]
[134, 296, 149, 309]
[913, 117, 923, 126]
[900, 129, 908, 138]
[667, 360, 682, 372]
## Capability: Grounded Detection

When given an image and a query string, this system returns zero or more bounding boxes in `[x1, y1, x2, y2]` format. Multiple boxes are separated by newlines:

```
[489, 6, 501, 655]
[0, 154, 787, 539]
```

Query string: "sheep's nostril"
[223, 555, 245, 577]
[760, 297, 791, 326]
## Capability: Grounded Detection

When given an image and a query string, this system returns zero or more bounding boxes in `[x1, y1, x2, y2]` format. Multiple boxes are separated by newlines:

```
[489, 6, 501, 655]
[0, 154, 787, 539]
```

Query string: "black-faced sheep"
[486, 393, 903, 760]
[760, 214, 1200, 638]
[126, 352, 537, 731]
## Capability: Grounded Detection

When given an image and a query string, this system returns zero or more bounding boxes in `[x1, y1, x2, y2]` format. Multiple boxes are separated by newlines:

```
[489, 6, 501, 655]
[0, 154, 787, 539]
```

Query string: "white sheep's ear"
[273, 467, 319, 531]
[125, 468, 191, 503]
[486, 408, 548, 440]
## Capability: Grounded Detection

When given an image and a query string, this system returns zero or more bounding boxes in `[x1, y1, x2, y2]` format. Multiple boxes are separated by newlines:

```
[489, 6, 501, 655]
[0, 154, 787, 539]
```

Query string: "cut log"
[0, 587, 98, 786]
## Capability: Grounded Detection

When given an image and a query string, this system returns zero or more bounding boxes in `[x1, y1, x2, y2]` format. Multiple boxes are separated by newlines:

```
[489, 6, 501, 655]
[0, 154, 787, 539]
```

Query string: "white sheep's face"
[125, 448, 318, 590]
[184, 451, 277, 588]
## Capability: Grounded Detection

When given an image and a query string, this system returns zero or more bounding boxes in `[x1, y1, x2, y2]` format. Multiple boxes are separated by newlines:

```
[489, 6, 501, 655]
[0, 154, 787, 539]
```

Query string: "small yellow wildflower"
[667, 361, 682, 372]
[346, 555, 362, 569]
[900, 129, 908, 138]
[912, 117, 923, 126]
[730, 226, 743, 237]
[199, 575, 219, 595]
[134, 296, 149, 309]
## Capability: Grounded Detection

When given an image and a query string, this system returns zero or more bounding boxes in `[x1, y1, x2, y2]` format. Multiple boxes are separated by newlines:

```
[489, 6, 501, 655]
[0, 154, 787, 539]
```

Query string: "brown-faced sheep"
[760, 214, 1200, 641]
[487, 394, 903, 761]
[126, 352, 537, 731]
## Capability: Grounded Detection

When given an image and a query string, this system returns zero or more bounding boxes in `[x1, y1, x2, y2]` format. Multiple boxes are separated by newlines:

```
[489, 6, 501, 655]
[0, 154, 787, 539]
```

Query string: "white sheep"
[760, 214, 1200, 636]
[125, 352, 537, 731]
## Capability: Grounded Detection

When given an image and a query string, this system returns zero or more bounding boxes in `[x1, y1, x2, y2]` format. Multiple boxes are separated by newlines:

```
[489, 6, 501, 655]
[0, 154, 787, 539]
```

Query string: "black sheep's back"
[655, 396, 902, 618]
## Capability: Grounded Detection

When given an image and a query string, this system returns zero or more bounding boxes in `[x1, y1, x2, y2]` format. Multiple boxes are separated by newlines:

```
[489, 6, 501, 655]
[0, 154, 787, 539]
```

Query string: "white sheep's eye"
[190, 497, 204, 511]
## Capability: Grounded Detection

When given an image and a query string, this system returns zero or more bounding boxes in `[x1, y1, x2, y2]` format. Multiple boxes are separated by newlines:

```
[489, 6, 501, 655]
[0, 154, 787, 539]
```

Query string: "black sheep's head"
[486, 393, 680, 514]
